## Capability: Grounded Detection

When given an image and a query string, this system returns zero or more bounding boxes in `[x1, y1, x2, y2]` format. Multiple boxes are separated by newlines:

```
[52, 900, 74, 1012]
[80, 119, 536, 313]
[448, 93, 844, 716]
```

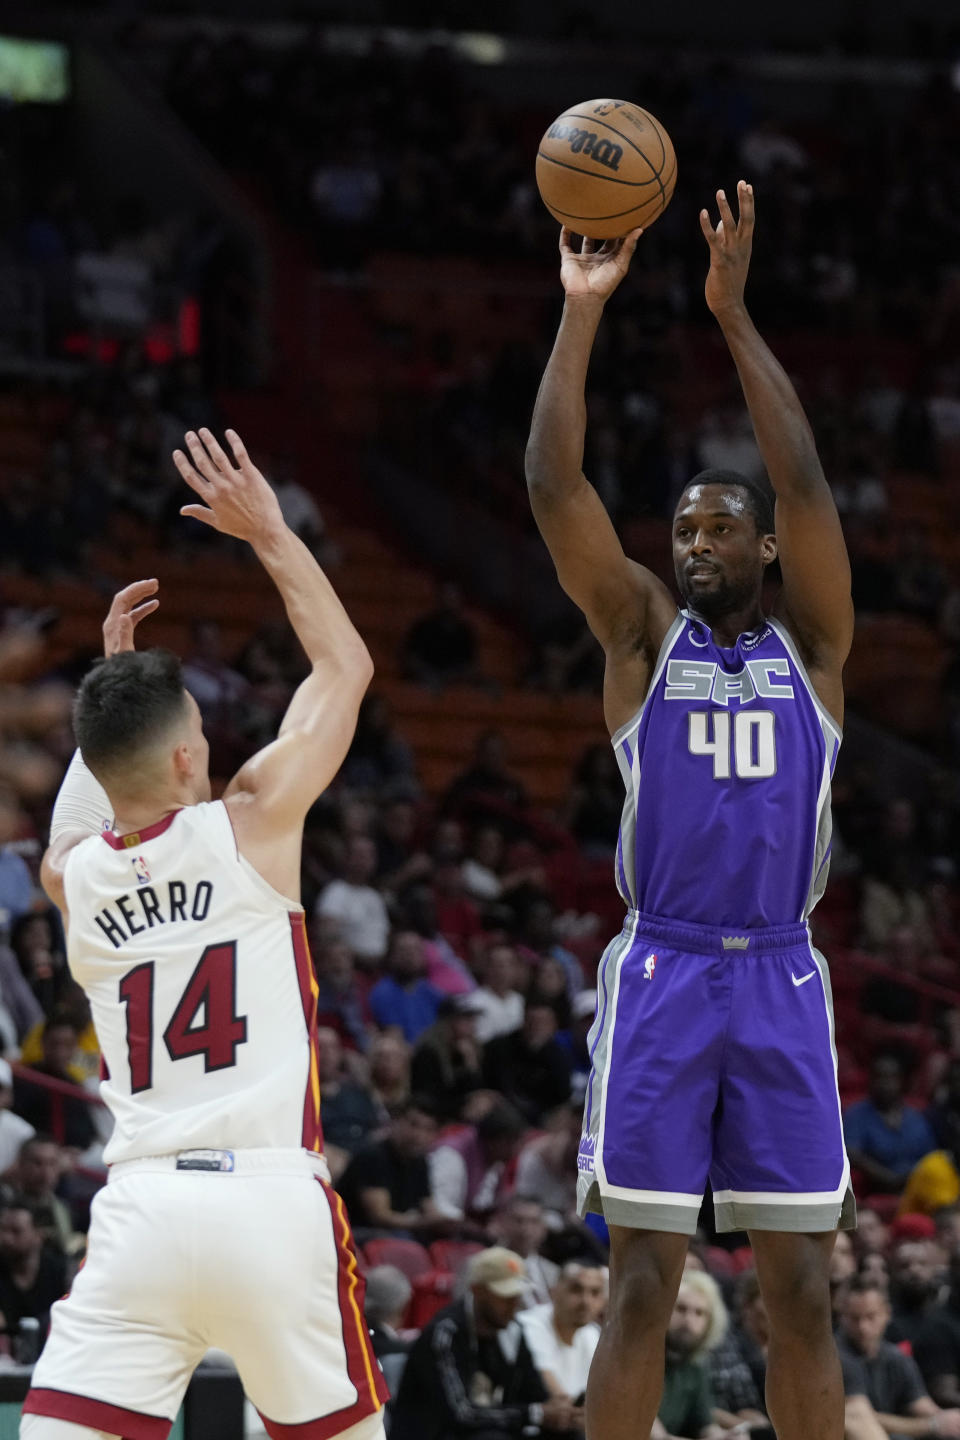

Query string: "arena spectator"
[429, 1102, 527, 1224]
[181, 618, 248, 725]
[432, 860, 483, 960]
[857, 1208, 892, 1259]
[312, 939, 370, 1053]
[461, 825, 545, 904]
[395, 883, 477, 996]
[565, 746, 623, 857]
[513, 1102, 582, 1233]
[401, 584, 479, 690]
[914, 1252, 960, 1406]
[410, 995, 485, 1120]
[375, 798, 431, 895]
[844, 1055, 937, 1194]
[0, 1061, 34, 1173]
[471, 942, 526, 1045]
[13, 1017, 97, 1153]
[0, 787, 34, 934]
[335, 1095, 443, 1238]
[831, 1228, 859, 1319]
[490, 1196, 559, 1307]
[514, 897, 583, 999]
[5, 1135, 78, 1256]
[482, 1002, 571, 1125]
[705, 1289, 766, 1427]
[315, 835, 390, 964]
[887, 1238, 946, 1349]
[0, 941, 43, 1044]
[367, 1033, 411, 1114]
[390, 1247, 577, 1440]
[518, 1262, 604, 1401]
[444, 731, 527, 817]
[0, 1200, 67, 1338]
[364, 1264, 413, 1397]
[659, 1271, 727, 1439]
[341, 695, 417, 795]
[316, 1028, 380, 1175]
[928, 1061, 960, 1160]
[525, 956, 573, 1031]
[838, 1277, 960, 1434]
[11, 911, 69, 1019]
[369, 930, 445, 1045]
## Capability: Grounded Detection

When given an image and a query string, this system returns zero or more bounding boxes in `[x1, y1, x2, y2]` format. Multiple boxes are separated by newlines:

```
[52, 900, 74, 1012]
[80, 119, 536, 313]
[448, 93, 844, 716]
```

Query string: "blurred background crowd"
[1, 0, 960, 1433]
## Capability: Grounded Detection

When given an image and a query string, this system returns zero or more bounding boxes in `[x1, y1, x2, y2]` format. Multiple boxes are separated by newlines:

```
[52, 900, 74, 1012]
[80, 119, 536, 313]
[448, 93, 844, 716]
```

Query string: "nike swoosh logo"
[791, 970, 817, 987]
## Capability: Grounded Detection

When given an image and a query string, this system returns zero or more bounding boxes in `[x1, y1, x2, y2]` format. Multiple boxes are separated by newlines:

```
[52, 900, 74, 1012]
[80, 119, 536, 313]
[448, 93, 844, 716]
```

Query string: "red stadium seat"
[362, 1238, 434, 1282]
[406, 1269, 457, 1329]
[428, 1241, 484, 1275]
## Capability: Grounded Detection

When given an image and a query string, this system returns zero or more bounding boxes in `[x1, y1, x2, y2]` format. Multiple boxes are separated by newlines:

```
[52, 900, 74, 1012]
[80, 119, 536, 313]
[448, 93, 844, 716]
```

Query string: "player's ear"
[760, 534, 777, 566]
[172, 741, 194, 780]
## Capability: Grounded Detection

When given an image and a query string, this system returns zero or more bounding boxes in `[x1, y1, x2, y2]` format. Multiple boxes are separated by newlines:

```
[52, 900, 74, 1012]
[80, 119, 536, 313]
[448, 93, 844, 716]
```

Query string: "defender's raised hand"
[174, 428, 284, 545]
[102, 579, 159, 657]
[559, 226, 642, 304]
[700, 179, 755, 318]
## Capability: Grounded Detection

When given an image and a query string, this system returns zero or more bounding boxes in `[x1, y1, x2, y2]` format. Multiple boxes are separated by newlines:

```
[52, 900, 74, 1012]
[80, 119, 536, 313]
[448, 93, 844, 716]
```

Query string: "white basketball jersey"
[63, 801, 322, 1165]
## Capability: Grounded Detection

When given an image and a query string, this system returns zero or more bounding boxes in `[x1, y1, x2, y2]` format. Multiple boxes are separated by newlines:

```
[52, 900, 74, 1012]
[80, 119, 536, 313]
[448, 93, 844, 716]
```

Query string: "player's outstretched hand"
[173, 428, 285, 545]
[700, 179, 755, 319]
[559, 226, 642, 304]
[103, 579, 159, 657]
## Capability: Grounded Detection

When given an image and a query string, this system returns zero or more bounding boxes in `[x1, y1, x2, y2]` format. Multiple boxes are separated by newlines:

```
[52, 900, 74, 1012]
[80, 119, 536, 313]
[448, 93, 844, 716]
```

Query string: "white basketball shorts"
[23, 1148, 389, 1440]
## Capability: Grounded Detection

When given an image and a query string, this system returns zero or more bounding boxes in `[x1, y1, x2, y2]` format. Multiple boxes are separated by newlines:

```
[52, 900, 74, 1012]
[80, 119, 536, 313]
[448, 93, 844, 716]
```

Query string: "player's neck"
[110, 788, 192, 838]
[687, 598, 766, 647]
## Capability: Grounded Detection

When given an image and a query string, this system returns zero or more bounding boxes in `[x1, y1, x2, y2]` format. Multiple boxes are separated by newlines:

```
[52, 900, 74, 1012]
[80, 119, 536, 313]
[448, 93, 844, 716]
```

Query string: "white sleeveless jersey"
[63, 801, 322, 1165]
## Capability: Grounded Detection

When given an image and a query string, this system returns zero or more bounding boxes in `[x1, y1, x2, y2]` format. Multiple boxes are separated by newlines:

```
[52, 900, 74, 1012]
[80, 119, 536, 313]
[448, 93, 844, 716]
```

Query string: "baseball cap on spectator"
[889, 1212, 938, 1242]
[467, 1247, 528, 1297]
[438, 994, 485, 1018]
[0, 1059, 12, 1087]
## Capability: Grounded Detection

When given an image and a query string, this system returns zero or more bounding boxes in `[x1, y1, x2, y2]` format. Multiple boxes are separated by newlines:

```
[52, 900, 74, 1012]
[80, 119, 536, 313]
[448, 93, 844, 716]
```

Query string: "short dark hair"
[680, 469, 776, 536]
[845, 1275, 888, 1303]
[477, 1103, 527, 1144]
[73, 649, 189, 781]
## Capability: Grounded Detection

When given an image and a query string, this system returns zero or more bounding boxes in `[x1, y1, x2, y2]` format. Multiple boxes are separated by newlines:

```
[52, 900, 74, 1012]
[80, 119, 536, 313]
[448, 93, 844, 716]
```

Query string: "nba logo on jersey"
[132, 855, 151, 886]
[643, 952, 657, 980]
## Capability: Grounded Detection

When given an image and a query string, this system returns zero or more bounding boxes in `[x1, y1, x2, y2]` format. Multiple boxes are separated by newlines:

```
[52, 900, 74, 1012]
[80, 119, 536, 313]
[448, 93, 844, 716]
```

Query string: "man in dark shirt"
[886, 1238, 945, 1351]
[336, 1095, 442, 1238]
[838, 1277, 960, 1437]
[402, 584, 479, 690]
[482, 1003, 571, 1125]
[914, 1256, 960, 1408]
[316, 1027, 380, 1163]
[391, 1246, 577, 1440]
[0, 1200, 67, 1342]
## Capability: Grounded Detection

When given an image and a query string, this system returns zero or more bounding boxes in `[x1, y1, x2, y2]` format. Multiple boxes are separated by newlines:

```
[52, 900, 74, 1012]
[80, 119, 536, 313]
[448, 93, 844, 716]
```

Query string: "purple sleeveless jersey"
[612, 610, 841, 929]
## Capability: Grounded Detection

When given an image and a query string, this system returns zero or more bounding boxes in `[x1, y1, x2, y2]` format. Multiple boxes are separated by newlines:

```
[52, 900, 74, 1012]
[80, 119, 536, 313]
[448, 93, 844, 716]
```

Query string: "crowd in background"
[1, 15, 960, 1437]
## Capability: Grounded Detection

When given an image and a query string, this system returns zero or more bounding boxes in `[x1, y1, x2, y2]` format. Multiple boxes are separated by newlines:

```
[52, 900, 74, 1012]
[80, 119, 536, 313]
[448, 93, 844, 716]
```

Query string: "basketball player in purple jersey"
[526, 181, 854, 1439]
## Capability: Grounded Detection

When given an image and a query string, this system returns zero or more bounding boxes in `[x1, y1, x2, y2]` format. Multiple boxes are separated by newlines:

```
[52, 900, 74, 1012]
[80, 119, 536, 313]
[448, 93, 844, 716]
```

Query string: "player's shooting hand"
[700, 179, 755, 319]
[559, 226, 642, 304]
[103, 579, 160, 657]
[174, 428, 285, 546]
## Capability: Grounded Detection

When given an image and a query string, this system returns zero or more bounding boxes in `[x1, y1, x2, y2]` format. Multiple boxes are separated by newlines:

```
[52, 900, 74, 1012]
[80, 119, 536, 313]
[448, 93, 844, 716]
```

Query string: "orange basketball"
[535, 98, 677, 239]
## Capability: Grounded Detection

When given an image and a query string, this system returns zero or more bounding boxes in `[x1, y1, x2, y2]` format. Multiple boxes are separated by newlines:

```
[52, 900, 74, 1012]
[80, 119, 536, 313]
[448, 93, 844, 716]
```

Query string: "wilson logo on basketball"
[546, 122, 623, 172]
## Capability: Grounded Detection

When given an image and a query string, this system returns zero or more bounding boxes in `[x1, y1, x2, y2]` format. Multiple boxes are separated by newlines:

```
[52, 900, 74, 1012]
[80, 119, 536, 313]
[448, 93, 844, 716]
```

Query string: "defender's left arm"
[703, 183, 854, 695]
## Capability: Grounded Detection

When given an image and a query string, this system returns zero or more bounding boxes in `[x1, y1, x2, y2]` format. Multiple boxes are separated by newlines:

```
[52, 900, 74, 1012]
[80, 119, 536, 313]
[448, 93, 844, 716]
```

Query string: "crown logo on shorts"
[721, 936, 750, 950]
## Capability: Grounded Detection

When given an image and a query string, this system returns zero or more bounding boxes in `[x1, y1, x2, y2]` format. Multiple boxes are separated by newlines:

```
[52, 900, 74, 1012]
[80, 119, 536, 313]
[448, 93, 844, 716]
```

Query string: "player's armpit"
[528, 474, 674, 649]
[39, 832, 86, 915]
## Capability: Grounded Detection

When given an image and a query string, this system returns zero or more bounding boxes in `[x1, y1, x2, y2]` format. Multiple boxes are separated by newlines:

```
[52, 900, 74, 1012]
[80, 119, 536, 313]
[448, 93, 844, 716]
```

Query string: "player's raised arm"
[173, 429, 372, 851]
[701, 182, 854, 704]
[525, 228, 674, 659]
[40, 578, 160, 911]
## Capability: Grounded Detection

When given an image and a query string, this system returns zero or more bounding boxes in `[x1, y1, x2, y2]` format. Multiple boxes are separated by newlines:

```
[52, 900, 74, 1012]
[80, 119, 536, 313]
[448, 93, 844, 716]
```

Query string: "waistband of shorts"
[624, 909, 811, 955]
[108, 1146, 331, 1181]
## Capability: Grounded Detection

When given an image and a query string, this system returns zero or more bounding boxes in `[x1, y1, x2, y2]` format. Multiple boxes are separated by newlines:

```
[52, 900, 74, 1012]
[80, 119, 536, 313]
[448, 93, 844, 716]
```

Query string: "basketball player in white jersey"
[22, 428, 389, 1440]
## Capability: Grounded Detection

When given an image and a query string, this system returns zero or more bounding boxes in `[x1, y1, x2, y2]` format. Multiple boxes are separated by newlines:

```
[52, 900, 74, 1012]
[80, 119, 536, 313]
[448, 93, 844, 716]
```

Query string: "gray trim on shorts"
[714, 1185, 857, 1234]
[578, 1176, 702, 1236]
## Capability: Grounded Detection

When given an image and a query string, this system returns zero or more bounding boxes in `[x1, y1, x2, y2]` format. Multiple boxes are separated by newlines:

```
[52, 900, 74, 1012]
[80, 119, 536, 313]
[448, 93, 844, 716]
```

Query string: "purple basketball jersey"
[613, 611, 841, 928]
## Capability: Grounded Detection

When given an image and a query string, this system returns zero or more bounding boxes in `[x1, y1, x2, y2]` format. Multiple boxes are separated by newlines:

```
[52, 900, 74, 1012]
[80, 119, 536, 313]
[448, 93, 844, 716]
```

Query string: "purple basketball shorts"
[577, 910, 855, 1234]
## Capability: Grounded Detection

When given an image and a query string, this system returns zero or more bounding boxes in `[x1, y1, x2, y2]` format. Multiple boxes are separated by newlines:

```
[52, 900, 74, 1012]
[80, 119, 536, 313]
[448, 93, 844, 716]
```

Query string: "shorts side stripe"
[593, 914, 638, 1188]
[291, 913, 323, 1152]
[23, 1387, 172, 1439]
[320, 1181, 388, 1414]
